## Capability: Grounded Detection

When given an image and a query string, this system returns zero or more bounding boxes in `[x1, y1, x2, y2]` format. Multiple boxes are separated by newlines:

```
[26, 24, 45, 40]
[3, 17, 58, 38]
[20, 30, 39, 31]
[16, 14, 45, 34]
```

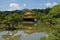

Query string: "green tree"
[41, 5, 60, 24]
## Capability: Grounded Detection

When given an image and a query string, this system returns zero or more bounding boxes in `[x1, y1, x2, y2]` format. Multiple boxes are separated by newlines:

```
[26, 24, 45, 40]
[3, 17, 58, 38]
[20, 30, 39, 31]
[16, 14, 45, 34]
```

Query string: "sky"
[0, 0, 60, 11]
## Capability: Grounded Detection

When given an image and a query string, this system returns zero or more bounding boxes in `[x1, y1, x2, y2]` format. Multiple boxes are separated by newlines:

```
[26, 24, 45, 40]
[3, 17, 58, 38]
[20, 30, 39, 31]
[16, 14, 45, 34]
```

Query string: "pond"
[0, 23, 48, 40]
[0, 30, 46, 40]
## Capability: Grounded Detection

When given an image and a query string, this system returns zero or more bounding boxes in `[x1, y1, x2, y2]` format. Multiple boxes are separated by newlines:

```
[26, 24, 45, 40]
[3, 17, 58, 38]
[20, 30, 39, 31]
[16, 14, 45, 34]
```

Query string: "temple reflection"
[1, 23, 47, 40]
[23, 27, 36, 34]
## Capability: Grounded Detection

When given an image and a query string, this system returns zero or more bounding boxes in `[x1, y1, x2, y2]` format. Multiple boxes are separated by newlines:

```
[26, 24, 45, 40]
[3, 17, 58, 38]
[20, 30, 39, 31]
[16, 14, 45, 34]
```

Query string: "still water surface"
[0, 23, 46, 40]
[0, 30, 46, 40]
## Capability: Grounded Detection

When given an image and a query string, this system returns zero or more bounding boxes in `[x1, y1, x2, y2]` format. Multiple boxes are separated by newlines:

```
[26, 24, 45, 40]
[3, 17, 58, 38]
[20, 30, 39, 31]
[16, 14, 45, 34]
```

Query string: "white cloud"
[9, 3, 20, 9]
[8, 3, 27, 11]
[45, 3, 52, 7]
[45, 2, 58, 8]
[8, 3, 20, 11]
[23, 4, 27, 7]
[53, 2, 58, 6]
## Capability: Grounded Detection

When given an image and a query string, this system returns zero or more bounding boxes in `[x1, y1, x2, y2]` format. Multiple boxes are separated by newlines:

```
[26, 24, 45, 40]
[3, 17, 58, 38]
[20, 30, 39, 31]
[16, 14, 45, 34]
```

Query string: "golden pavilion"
[21, 10, 37, 23]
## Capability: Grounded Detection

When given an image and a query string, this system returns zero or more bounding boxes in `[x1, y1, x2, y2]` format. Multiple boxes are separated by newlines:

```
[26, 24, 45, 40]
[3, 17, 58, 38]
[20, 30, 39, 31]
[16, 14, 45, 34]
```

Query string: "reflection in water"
[0, 23, 46, 40]
[2, 30, 21, 40]
[23, 27, 37, 34]
[0, 29, 46, 40]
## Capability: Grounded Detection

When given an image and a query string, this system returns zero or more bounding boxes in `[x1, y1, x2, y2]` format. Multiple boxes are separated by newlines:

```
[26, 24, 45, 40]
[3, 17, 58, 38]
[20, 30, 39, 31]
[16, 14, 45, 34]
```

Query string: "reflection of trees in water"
[22, 25, 51, 34]
[1, 24, 49, 40]
[2, 30, 21, 40]
[21, 23, 52, 33]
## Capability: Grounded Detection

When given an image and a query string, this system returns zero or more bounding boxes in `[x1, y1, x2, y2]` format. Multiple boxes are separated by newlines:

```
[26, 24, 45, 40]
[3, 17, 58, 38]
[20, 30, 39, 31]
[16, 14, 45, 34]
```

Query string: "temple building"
[21, 10, 37, 24]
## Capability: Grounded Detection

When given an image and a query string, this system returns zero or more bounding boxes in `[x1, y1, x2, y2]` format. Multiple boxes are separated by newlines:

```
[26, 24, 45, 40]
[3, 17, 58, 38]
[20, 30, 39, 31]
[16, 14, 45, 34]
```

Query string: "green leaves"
[49, 5, 60, 18]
